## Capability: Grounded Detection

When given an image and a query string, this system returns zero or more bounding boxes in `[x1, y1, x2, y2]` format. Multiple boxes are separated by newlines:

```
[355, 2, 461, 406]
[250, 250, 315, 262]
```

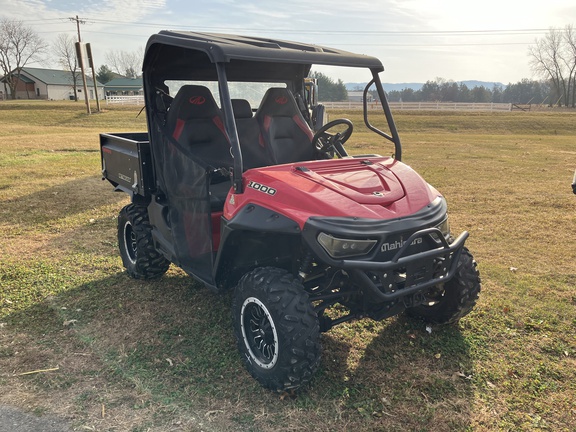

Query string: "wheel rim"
[240, 297, 279, 369]
[123, 221, 137, 264]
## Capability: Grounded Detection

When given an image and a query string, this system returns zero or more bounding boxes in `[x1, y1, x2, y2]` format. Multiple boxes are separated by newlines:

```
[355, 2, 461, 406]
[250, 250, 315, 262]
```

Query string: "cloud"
[2, 0, 167, 23]
[99, 0, 167, 20]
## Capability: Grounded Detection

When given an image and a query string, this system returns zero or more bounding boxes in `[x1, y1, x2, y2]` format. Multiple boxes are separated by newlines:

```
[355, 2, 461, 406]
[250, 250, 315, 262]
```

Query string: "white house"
[0, 67, 104, 100]
[347, 91, 373, 103]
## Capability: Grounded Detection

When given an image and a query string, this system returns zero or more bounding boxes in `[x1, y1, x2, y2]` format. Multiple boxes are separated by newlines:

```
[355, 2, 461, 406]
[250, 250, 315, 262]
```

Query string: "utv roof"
[145, 31, 384, 71]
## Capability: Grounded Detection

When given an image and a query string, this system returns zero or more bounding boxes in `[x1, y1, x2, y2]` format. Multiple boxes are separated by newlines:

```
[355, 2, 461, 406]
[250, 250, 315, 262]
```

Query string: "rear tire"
[232, 267, 321, 392]
[118, 204, 170, 279]
[406, 247, 481, 324]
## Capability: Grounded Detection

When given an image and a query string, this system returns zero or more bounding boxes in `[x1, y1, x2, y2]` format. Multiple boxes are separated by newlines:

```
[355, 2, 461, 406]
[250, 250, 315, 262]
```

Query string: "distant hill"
[345, 81, 505, 92]
[458, 80, 505, 89]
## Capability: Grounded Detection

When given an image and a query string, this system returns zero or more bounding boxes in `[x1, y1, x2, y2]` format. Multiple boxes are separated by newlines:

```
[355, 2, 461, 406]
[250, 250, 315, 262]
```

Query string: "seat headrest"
[256, 88, 301, 117]
[231, 99, 253, 119]
[169, 85, 221, 121]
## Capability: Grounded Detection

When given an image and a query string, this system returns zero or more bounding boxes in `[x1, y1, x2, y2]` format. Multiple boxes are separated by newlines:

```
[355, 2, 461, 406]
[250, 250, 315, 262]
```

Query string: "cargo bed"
[100, 132, 153, 197]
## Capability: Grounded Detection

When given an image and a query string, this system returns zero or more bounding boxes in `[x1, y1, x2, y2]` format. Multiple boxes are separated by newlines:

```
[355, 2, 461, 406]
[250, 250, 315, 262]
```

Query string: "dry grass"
[1, 100, 575, 431]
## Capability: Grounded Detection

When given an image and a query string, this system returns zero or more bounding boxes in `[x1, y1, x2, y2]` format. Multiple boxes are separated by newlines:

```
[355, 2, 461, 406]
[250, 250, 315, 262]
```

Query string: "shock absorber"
[298, 251, 313, 281]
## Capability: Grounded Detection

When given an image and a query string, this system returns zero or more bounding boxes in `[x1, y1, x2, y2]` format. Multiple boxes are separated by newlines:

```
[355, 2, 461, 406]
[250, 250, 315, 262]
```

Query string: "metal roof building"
[104, 77, 143, 96]
[0, 67, 104, 100]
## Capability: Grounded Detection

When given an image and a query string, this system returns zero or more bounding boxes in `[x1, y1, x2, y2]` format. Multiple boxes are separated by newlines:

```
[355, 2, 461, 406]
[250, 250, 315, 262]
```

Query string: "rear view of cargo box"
[100, 132, 153, 197]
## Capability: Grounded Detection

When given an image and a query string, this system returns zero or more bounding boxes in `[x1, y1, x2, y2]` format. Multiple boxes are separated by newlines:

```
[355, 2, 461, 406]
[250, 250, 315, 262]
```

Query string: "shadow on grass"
[308, 316, 475, 431]
[2, 268, 475, 431]
[2, 176, 126, 225]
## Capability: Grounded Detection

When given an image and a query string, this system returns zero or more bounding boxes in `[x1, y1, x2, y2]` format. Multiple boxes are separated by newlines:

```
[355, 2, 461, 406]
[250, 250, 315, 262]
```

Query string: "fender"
[213, 204, 301, 289]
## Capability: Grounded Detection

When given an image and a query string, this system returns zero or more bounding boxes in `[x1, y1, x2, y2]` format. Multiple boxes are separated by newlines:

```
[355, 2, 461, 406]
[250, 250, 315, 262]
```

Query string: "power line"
[17, 18, 65, 23]
[75, 30, 536, 47]
[85, 18, 551, 36]
[17, 15, 558, 37]
[329, 42, 534, 47]
[26, 16, 547, 48]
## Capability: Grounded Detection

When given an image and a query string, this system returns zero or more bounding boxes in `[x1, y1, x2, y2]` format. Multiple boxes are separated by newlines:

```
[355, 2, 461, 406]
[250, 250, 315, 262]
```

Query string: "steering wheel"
[312, 119, 353, 158]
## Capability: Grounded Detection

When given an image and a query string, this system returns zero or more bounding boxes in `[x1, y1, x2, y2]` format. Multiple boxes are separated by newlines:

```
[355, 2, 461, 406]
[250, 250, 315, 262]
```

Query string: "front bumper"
[302, 199, 467, 303]
[345, 228, 466, 302]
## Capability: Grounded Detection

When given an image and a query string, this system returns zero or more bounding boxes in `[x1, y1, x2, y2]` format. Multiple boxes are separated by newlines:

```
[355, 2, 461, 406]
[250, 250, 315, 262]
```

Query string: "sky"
[1, 0, 575, 84]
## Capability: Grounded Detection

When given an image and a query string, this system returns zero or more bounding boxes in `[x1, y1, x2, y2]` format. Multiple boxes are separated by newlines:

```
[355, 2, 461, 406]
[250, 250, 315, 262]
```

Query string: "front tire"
[232, 267, 321, 392]
[407, 247, 481, 324]
[118, 204, 170, 279]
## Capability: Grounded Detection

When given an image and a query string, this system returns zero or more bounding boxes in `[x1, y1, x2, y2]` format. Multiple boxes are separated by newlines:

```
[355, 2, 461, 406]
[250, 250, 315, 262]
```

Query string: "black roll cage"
[143, 31, 403, 194]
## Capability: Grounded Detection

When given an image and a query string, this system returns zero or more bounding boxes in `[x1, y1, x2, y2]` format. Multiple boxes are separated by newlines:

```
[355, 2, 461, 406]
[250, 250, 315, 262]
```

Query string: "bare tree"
[105, 49, 143, 78]
[564, 25, 576, 107]
[529, 26, 576, 107]
[53, 33, 79, 101]
[0, 18, 47, 99]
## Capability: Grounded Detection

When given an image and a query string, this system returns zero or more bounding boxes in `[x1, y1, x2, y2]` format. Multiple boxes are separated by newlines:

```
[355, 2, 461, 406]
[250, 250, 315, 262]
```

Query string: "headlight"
[317, 233, 377, 259]
[432, 216, 451, 241]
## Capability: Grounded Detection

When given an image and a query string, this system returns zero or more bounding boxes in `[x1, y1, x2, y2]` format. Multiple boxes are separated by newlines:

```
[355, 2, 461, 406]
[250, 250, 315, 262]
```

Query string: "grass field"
[1, 100, 575, 431]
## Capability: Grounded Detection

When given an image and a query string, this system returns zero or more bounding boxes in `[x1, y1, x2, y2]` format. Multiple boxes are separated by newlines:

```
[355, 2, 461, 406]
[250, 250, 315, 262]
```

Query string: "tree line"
[309, 71, 348, 101]
[309, 72, 555, 106]
[384, 78, 551, 105]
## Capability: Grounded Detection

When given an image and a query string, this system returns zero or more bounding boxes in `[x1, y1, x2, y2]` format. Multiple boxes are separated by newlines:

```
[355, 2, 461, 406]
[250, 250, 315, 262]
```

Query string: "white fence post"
[105, 95, 145, 105]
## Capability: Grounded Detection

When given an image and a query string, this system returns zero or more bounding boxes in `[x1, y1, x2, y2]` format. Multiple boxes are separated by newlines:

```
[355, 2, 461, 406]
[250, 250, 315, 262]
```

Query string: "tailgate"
[100, 132, 153, 197]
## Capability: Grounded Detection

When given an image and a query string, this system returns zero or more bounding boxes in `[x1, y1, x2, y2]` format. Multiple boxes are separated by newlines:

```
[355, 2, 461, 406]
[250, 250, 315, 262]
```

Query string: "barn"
[104, 77, 143, 96]
[0, 67, 104, 100]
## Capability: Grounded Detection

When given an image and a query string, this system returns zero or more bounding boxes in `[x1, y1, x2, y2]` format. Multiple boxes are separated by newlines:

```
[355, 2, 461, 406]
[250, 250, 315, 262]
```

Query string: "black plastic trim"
[302, 197, 448, 262]
[225, 204, 301, 234]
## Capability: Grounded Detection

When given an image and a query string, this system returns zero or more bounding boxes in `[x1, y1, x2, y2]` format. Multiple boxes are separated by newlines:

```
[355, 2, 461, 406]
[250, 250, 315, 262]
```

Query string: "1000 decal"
[247, 181, 276, 196]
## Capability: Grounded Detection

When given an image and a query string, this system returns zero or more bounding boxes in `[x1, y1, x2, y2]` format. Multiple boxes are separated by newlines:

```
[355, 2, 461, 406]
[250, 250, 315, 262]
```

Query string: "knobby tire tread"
[407, 247, 481, 324]
[233, 267, 321, 392]
[118, 204, 170, 279]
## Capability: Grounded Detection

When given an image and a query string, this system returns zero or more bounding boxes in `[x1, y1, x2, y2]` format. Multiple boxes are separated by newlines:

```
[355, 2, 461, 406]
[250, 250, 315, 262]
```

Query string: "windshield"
[161, 63, 400, 160]
[309, 65, 398, 158]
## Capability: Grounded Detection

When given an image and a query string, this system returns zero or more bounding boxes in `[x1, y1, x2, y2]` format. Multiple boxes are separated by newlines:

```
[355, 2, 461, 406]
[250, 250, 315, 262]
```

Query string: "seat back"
[166, 85, 233, 169]
[255, 88, 315, 165]
[231, 98, 272, 169]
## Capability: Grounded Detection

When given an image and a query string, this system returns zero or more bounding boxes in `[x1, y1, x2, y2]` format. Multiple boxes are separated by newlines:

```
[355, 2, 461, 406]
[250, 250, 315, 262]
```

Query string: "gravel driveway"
[0, 405, 72, 432]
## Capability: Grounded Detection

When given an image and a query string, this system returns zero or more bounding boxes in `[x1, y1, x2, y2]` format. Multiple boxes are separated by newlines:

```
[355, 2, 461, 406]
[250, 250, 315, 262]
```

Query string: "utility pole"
[69, 15, 91, 114]
[86, 43, 101, 112]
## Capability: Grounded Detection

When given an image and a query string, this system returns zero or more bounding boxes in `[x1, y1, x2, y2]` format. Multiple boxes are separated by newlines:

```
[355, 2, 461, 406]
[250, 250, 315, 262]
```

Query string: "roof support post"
[370, 71, 402, 161]
[215, 62, 244, 193]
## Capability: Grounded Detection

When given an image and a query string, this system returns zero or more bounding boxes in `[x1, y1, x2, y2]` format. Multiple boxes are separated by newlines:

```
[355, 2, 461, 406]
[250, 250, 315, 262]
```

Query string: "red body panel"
[224, 157, 441, 228]
[211, 211, 223, 250]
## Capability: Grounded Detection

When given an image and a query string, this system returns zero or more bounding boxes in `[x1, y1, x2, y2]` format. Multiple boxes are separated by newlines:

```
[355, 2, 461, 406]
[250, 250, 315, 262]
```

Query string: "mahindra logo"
[189, 96, 206, 105]
[275, 96, 288, 105]
[381, 237, 422, 252]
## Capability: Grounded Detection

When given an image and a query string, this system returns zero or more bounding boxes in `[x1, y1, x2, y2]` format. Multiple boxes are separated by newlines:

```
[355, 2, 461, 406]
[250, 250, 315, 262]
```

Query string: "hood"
[224, 157, 440, 228]
[291, 160, 404, 206]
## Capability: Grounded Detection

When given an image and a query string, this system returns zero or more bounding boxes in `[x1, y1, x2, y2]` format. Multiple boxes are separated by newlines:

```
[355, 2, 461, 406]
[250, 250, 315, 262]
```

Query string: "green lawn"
[0, 100, 575, 431]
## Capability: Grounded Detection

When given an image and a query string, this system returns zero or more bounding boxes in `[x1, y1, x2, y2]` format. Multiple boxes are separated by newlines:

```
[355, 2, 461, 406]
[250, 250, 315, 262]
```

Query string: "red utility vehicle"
[100, 32, 481, 392]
